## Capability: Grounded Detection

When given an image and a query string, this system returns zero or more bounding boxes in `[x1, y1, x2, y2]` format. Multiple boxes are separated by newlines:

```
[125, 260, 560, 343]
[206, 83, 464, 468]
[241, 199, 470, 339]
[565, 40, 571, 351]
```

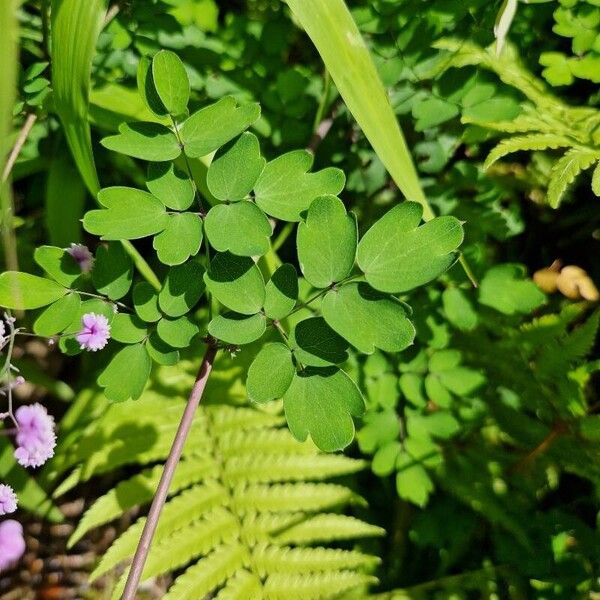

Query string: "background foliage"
[1, 0, 599, 598]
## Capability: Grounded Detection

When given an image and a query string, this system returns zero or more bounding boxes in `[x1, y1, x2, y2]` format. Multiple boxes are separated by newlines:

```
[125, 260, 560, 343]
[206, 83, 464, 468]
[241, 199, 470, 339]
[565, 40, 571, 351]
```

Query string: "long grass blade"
[285, 0, 434, 219]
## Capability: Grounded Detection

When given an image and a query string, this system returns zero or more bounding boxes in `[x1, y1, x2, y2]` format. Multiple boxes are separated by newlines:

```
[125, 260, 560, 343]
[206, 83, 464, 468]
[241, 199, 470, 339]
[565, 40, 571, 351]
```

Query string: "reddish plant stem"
[121, 339, 218, 600]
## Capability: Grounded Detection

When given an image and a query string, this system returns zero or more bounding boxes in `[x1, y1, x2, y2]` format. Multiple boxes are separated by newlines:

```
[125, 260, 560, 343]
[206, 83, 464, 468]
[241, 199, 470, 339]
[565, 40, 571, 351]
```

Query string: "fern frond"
[218, 428, 319, 458]
[592, 161, 600, 197]
[69, 462, 218, 547]
[253, 543, 380, 575]
[547, 149, 600, 208]
[111, 508, 240, 599]
[66, 392, 379, 598]
[214, 570, 262, 600]
[163, 544, 247, 600]
[233, 482, 363, 513]
[263, 571, 378, 600]
[484, 134, 576, 169]
[224, 454, 365, 483]
[274, 514, 385, 544]
[90, 482, 227, 579]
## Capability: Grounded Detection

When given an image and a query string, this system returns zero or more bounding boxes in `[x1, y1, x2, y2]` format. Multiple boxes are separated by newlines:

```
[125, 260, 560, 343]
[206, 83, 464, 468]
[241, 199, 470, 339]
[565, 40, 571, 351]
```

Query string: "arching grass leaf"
[297, 195, 356, 288]
[254, 150, 345, 222]
[207, 132, 265, 201]
[98, 344, 152, 402]
[322, 283, 415, 354]
[263, 264, 298, 320]
[283, 367, 365, 452]
[180, 97, 260, 158]
[204, 253, 265, 315]
[147, 162, 195, 211]
[153, 213, 203, 266]
[204, 202, 271, 257]
[101, 122, 181, 161]
[357, 202, 463, 293]
[208, 312, 266, 345]
[247, 343, 295, 404]
[84, 187, 170, 240]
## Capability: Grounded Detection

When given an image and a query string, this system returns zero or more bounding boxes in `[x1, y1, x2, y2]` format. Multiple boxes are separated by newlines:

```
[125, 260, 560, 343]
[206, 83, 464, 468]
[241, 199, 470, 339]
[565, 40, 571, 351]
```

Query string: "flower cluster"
[13, 403, 57, 468]
[0, 520, 25, 571]
[76, 312, 111, 351]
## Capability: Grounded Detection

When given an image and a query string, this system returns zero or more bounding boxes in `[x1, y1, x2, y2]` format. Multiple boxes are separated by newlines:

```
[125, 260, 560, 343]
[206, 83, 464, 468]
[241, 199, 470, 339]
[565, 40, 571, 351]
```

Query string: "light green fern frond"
[433, 38, 600, 207]
[63, 393, 381, 599]
[547, 148, 600, 208]
[483, 134, 577, 170]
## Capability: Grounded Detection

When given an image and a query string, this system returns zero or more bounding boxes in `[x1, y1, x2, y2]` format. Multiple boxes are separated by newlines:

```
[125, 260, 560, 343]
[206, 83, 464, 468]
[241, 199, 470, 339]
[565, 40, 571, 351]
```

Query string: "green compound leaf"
[84, 187, 170, 241]
[442, 288, 478, 331]
[147, 162, 195, 211]
[283, 367, 365, 452]
[151, 50, 190, 116]
[479, 264, 546, 315]
[98, 344, 152, 402]
[247, 342, 295, 404]
[146, 332, 180, 365]
[92, 243, 133, 300]
[159, 261, 206, 318]
[137, 55, 168, 117]
[322, 283, 415, 354]
[290, 317, 349, 367]
[357, 202, 463, 293]
[263, 264, 298, 320]
[153, 213, 203, 266]
[254, 150, 345, 222]
[204, 253, 265, 315]
[33, 293, 81, 336]
[0, 272, 67, 310]
[206, 132, 265, 201]
[133, 282, 161, 323]
[297, 195, 357, 288]
[111, 313, 148, 344]
[156, 316, 200, 349]
[101, 122, 181, 161]
[34, 246, 82, 288]
[204, 202, 271, 257]
[207, 312, 266, 345]
[395, 450, 434, 508]
[180, 97, 260, 158]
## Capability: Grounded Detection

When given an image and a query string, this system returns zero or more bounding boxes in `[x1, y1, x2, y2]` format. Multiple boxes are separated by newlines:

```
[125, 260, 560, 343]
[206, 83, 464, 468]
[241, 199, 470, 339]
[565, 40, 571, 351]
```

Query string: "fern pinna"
[52, 380, 382, 600]
[432, 39, 600, 208]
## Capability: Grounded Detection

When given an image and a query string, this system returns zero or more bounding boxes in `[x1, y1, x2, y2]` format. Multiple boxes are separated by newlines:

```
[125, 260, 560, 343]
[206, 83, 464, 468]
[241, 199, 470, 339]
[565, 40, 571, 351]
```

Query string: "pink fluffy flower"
[66, 243, 94, 273]
[14, 403, 56, 468]
[0, 520, 26, 571]
[76, 313, 111, 351]
[0, 485, 17, 515]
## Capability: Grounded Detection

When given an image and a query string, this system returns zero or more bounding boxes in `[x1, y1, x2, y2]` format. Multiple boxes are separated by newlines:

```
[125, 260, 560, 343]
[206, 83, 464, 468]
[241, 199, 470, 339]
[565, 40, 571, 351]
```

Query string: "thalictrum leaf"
[110, 313, 148, 344]
[133, 282, 162, 323]
[297, 195, 357, 288]
[146, 162, 195, 211]
[246, 342, 295, 403]
[204, 201, 271, 257]
[98, 344, 152, 402]
[92, 242, 133, 300]
[207, 312, 266, 345]
[33, 293, 81, 336]
[254, 150, 345, 222]
[357, 202, 463, 293]
[153, 213, 203, 266]
[34, 246, 82, 287]
[101, 122, 181, 161]
[283, 366, 365, 452]
[151, 49, 190, 116]
[263, 264, 298, 320]
[156, 316, 200, 348]
[0, 272, 67, 310]
[322, 282, 415, 354]
[158, 261, 205, 317]
[290, 316, 349, 367]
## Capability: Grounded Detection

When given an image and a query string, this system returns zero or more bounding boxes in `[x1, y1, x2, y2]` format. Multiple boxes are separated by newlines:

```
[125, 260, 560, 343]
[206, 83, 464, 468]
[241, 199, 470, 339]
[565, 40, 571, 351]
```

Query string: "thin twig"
[121, 339, 218, 600]
[2, 113, 37, 183]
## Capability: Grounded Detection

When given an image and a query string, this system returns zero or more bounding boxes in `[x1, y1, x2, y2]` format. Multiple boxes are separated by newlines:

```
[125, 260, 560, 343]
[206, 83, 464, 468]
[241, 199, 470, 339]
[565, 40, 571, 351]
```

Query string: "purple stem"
[121, 339, 218, 600]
